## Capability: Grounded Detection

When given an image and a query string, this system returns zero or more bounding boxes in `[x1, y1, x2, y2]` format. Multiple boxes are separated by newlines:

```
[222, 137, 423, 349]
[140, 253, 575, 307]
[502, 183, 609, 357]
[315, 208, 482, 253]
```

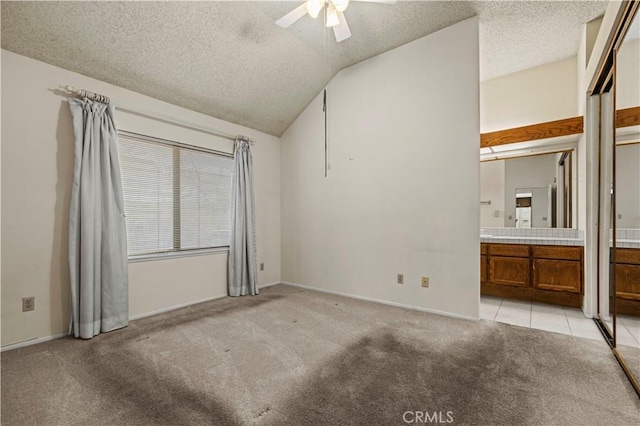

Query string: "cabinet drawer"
[533, 259, 581, 293]
[616, 248, 640, 265]
[488, 244, 530, 258]
[481, 243, 488, 255]
[616, 264, 640, 300]
[533, 245, 582, 261]
[489, 256, 530, 287]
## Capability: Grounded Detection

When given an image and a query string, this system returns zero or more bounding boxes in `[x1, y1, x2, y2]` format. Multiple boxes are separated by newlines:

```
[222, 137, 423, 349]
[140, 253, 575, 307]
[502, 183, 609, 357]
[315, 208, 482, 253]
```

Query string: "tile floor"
[604, 315, 640, 349]
[481, 296, 640, 348]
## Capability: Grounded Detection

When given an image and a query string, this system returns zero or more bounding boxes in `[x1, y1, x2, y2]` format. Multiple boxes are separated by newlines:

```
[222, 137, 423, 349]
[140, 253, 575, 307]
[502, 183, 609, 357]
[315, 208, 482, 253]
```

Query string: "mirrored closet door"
[612, 5, 640, 392]
[594, 0, 639, 396]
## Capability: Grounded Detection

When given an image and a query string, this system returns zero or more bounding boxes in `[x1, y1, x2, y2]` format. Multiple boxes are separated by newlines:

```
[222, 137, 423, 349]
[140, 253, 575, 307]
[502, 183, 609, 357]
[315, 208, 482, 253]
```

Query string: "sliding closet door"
[612, 8, 640, 390]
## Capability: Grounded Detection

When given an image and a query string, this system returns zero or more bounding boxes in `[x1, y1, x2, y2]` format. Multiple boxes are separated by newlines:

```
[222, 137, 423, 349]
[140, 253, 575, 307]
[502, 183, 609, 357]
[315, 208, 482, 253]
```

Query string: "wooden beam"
[480, 117, 584, 148]
[616, 106, 640, 128]
[480, 106, 640, 148]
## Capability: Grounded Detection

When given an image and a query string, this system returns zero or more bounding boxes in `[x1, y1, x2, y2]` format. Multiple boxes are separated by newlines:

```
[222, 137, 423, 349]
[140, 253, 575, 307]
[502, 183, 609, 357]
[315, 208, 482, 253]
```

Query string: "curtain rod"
[60, 85, 255, 144]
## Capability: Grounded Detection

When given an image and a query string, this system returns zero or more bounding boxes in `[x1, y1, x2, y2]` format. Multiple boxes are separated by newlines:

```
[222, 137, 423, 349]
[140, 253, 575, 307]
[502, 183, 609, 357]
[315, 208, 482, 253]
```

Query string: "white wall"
[1, 50, 281, 347]
[617, 38, 640, 110]
[480, 160, 505, 227]
[280, 18, 480, 320]
[586, 17, 604, 66]
[578, 17, 604, 115]
[480, 57, 578, 133]
[503, 154, 558, 227]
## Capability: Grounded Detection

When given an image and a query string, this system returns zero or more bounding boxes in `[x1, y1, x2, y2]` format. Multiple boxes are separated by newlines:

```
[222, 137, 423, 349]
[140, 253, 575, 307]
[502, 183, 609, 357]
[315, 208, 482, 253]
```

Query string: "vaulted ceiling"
[1, 1, 607, 136]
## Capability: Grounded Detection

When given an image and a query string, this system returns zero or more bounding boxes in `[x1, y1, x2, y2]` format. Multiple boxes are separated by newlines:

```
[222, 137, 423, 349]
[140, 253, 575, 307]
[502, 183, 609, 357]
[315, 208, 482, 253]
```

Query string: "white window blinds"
[117, 132, 233, 257]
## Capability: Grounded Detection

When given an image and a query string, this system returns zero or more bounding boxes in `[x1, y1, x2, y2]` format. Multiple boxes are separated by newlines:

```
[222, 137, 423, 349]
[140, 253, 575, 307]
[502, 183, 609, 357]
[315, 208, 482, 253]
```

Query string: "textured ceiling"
[1, 1, 607, 136]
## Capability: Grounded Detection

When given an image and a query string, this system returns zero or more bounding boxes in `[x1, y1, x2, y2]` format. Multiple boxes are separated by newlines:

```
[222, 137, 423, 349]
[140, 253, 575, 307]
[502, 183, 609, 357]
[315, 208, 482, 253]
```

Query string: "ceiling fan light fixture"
[326, 5, 340, 27]
[306, 0, 324, 19]
[333, 0, 349, 13]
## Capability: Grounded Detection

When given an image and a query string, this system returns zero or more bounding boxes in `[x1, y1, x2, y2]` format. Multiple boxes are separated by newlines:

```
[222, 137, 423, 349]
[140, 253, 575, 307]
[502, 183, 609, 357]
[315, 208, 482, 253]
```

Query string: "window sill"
[128, 247, 230, 263]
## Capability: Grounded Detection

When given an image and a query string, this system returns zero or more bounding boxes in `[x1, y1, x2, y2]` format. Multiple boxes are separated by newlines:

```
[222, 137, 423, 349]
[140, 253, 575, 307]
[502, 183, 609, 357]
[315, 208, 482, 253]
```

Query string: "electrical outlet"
[397, 274, 404, 285]
[421, 277, 429, 288]
[260, 263, 264, 271]
[22, 297, 35, 312]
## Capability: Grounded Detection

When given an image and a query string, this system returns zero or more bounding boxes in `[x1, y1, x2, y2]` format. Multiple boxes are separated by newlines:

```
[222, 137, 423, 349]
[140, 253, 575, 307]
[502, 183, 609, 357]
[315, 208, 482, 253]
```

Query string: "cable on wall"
[323, 89, 327, 178]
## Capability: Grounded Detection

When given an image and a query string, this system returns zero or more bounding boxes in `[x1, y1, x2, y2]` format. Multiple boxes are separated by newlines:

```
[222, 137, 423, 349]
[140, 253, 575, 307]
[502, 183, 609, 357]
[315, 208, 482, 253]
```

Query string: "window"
[117, 131, 233, 258]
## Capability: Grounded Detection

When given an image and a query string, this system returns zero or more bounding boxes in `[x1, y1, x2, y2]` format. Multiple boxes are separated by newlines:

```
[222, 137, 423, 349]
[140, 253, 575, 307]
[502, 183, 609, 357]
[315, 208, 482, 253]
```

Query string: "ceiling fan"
[276, 0, 397, 43]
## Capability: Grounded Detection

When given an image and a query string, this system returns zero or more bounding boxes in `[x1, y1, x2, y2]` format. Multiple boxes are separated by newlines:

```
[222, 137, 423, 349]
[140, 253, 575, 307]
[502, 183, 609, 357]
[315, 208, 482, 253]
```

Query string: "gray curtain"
[228, 140, 258, 296]
[68, 98, 129, 339]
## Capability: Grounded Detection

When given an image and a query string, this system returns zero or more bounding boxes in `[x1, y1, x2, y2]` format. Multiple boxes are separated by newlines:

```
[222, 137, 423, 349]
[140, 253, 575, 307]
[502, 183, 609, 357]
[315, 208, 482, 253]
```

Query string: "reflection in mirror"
[614, 140, 640, 386]
[480, 151, 575, 228]
[614, 7, 639, 391]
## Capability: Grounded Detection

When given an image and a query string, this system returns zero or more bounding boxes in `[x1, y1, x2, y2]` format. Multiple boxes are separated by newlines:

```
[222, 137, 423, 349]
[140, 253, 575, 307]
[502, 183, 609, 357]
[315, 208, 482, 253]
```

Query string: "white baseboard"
[1, 332, 69, 353]
[281, 281, 479, 322]
[129, 293, 229, 321]
[130, 282, 280, 322]
[1, 282, 283, 352]
[258, 281, 281, 289]
[4, 280, 472, 352]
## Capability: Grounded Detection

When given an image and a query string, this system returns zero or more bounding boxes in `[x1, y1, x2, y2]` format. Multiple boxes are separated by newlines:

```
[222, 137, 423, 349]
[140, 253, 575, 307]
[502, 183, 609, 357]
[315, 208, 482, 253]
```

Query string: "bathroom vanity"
[480, 229, 584, 307]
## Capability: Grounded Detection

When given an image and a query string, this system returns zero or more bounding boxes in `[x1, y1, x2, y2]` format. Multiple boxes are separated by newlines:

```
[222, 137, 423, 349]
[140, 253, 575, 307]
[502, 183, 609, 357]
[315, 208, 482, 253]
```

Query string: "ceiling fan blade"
[276, 3, 308, 29]
[333, 11, 352, 42]
[351, 0, 397, 4]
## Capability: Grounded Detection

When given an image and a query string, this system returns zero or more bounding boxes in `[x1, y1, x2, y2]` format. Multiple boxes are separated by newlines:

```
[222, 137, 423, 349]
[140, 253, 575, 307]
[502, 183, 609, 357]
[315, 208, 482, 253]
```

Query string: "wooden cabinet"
[615, 248, 640, 316]
[532, 245, 582, 294]
[481, 255, 488, 283]
[616, 264, 640, 300]
[481, 243, 583, 307]
[480, 244, 488, 283]
[533, 259, 581, 293]
[490, 257, 530, 287]
[488, 244, 529, 257]
[532, 245, 581, 261]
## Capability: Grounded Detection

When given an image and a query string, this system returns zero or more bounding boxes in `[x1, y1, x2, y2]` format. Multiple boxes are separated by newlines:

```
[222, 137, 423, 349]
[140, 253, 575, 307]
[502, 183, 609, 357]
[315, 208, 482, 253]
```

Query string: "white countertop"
[480, 235, 584, 246]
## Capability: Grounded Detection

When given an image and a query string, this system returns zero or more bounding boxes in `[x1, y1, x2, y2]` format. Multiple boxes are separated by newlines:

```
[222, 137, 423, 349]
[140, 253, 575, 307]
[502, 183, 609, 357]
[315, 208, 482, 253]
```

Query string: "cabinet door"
[533, 259, 581, 293]
[489, 256, 530, 287]
[481, 255, 488, 282]
[616, 264, 640, 301]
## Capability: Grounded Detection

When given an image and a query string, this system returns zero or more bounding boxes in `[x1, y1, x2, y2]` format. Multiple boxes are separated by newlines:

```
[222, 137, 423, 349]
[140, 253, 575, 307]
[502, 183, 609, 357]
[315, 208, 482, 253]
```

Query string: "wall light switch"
[421, 277, 429, 288]
[260, 263, 264, 271]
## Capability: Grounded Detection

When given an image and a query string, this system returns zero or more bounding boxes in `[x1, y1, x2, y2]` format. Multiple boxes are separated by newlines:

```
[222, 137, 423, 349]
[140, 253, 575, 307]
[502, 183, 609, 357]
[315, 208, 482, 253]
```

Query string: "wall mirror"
[480, 149, 576, 228]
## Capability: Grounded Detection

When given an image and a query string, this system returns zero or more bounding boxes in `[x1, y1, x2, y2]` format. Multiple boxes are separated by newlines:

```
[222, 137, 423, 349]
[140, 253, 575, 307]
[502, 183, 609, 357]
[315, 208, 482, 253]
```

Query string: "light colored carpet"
[2, 284, 639, 425]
